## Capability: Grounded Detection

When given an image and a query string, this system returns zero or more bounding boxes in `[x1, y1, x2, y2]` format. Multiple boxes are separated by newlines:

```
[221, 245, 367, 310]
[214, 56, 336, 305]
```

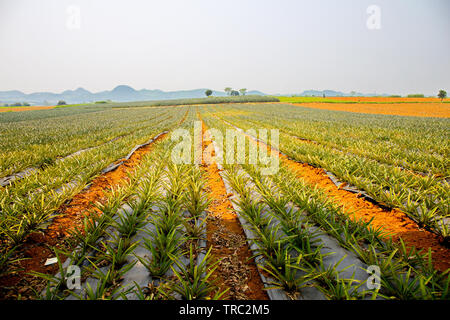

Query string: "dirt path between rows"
[200, 118, 268, 300]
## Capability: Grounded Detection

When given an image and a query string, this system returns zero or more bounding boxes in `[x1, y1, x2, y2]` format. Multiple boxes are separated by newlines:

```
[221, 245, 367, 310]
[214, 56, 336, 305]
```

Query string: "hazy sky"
[0, 0, 449, 95]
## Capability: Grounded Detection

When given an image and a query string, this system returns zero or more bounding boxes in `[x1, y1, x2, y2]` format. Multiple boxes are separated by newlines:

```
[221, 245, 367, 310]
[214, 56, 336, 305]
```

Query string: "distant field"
[292, 102, 450, 118]
[279, 96, 450, 104]
[1, 96, 280, 112]
[0, 106, 55, 112]
[108, 95, 280, 108]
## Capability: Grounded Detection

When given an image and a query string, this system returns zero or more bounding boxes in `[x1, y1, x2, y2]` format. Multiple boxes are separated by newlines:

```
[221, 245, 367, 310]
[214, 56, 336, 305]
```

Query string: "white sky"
[0, 0, 449, 95]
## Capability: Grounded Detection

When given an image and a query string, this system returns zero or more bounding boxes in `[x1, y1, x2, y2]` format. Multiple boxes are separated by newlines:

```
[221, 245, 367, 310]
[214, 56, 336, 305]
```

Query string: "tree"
[224, 87, 232, 96]
[239, 88, 247, 96]
[231, 90, 239, 96]
[205, 89, 213, 97]
[438, 90, 447, 101]
[57, 100, 67, 105]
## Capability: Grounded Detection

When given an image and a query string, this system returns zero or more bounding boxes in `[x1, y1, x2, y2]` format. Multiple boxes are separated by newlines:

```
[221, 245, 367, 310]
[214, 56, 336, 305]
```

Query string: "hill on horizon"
[0, 85, 267, 105]
[281, 89, 392, 97]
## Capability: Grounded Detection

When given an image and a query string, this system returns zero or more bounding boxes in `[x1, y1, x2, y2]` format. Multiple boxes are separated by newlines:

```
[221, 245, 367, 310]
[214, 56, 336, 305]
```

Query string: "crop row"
[0, 107, 174, 177]
[201, 112, 449, 299]
[0, 108, 188, 264]
[212, 104, 449, 176]
[33, 121, 225, 300]
[205, 104, 449, 240]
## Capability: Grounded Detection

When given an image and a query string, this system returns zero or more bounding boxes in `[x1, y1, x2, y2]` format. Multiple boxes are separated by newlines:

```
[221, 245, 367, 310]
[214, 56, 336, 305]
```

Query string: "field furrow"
[200, 117, 268, 300]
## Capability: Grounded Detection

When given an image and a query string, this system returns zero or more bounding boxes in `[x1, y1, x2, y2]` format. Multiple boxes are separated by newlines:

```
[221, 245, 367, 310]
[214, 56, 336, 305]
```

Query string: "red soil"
[201, 119, 268, 300]
[292, 102, 450, 118]
[322, 97, 447, 103]
[0, 106, 55, 113]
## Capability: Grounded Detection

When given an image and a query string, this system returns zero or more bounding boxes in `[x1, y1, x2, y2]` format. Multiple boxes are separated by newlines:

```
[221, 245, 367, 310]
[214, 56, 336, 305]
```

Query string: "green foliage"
[261, 254, 321, 299]
[137, 227, 184, 278]
[438, 90, 447, 101]
[169, 246, 228, 300]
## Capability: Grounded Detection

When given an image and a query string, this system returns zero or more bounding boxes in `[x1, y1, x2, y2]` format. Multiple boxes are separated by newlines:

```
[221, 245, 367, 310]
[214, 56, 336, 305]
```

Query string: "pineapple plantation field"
[279, 96, 450, 118]
[0, 99, 449, 301]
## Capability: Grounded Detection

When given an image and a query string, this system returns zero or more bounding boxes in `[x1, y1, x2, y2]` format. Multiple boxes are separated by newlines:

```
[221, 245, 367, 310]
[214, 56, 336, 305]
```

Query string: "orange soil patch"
[282, 161, 450, 272]
[0, 106, 55, 112]
[227, 119, 450, 273]
[200, 120, 268, 300]
[292, 102, 450, 118]
[0, 133, 168, 299]
[321, 97, 447, 103]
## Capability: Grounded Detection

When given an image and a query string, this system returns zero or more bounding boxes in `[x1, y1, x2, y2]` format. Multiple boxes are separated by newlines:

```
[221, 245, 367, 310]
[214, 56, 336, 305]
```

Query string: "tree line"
[205, 88, 248, 97]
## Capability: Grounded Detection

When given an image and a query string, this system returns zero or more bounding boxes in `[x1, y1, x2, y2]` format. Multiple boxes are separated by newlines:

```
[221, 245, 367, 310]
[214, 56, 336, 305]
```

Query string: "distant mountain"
[247, 90, 266, 96]
[0, 86, 267, 105]
[286, 90, 391, 97]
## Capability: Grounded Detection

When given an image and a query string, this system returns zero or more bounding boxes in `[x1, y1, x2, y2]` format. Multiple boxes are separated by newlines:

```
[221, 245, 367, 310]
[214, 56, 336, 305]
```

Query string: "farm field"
[0, 100, 449, 300]
[0, 106, 55, 113]
[290, 102, 450, 118]
[278, 96, 450, 104]
[277, 97, 450, 118]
